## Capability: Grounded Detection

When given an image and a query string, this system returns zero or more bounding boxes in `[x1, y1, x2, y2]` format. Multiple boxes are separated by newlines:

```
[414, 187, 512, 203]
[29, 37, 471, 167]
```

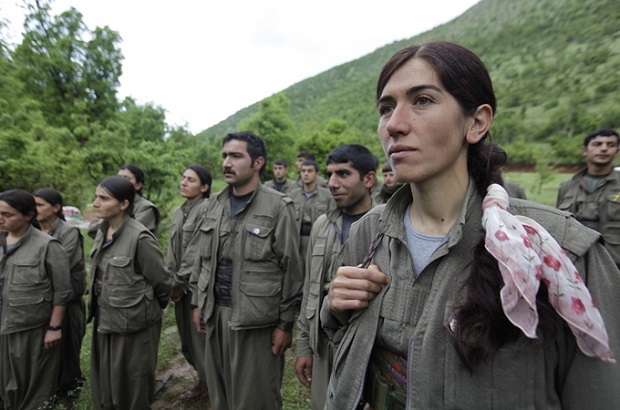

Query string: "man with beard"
[294, 144, 377, 409]
[189, 131, 302, 410]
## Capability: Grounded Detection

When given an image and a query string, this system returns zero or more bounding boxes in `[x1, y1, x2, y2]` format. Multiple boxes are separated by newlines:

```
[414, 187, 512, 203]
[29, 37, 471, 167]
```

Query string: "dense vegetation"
[199, 0, 620, 168]
[2, 0, 619, 217]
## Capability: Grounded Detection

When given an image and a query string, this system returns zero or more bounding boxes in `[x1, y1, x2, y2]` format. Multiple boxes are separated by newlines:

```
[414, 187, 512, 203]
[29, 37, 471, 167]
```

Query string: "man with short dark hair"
[296, 150, 327, 188]
[557, 128, 620, 266]
[295, 144, 377, 409]
[189, 131, 302, 410]
[378, 160, 404, 203]
[265, 158, 296, 193]
[289, 160, 335, 261]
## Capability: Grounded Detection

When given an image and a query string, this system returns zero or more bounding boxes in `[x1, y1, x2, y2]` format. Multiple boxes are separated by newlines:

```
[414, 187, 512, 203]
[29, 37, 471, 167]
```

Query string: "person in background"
[369, 155, 385, 204]
[296, 150, 328, 188]
[189, 131, 302, 410]
[88, 176, 172, 410]
[117, 164, 161, 236]
[168, 165, 211, 402]
[377, 160, 404, 203]
[295, 144, 377, 409]
[323, 41, 619, 409]
[289, 160, 336, 262]
[265, 158, 296, 194]
[0, 189, 73, 409]
[557, 128, 620, 267]
[504, 181, 527, 199]
[33, 188, 86, 405]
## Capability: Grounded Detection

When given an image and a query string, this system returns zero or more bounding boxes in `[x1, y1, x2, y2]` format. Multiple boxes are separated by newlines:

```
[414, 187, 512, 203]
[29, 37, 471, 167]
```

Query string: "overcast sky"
[1, 0, 480, 133]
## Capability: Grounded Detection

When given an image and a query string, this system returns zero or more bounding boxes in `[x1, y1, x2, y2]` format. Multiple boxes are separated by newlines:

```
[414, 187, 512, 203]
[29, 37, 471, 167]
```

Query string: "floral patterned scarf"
[483, 184, 614, 362]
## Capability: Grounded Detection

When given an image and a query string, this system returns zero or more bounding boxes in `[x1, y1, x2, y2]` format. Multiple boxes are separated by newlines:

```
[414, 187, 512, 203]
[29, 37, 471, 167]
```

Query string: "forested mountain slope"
[198, 0, 620, 165]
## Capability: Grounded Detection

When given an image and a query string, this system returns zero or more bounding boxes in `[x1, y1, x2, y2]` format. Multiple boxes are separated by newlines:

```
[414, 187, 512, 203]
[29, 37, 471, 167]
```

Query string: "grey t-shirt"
[404, 205, 444, 275]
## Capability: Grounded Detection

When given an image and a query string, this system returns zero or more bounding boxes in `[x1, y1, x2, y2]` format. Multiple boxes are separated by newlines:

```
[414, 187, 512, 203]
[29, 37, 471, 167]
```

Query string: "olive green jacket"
[189, 184, 303, 329]
[296, 208, 344, 357]
[0, 226, 73, 334]
[49, 217, 86, 300]
[557, 168, 620, 266]
[289, 186, 336, 230]
[167, 198, 209, 291]
[264, 178, 297, 194]
[133, 194, 161, 237]
[323, 183, 620, 409]
[88, 216, 172, 334]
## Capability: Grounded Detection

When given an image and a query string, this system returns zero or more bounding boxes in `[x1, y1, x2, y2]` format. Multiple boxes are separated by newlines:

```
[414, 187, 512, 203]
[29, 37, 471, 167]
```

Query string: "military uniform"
[167, 198, 209, 386]
[88, 216, 172, 410]
[557, 168, 620, 266]
[296, 205, 372, 409]
[0, 226, 73, 410]
[322, 183, 620, 409]
[289, 186, 336, 262]
[48, 218, 87, 395]
[189, 184, 302, 410]
[133, 194, 161, 236]
[265, 178, 296, 194]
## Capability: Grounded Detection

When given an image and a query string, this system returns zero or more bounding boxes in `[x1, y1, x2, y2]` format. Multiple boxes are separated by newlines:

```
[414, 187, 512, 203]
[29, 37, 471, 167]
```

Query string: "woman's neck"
[105, 214, 125, 238]
[6, 224, 30, 245]
[39, 216, 57, 234]
[186, 195, 202, 205]
[408, 177, 469, 236]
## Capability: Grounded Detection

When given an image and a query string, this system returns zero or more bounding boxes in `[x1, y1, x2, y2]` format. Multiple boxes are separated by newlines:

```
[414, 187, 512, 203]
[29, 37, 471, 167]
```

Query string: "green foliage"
[238, 93, 297, 179]
[12, 0, 122, 136]
[204, 0, 620, 166]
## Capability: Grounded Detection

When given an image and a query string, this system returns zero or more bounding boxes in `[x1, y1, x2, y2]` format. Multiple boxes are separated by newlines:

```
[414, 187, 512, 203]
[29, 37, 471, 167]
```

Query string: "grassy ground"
[503, 170, 572, 206]
[57, 171, 570, 409]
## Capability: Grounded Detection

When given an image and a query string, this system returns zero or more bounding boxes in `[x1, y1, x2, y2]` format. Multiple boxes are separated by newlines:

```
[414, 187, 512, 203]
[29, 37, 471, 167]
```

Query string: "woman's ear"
[465, 104, 493, 145]
[119, 199, 130, 212]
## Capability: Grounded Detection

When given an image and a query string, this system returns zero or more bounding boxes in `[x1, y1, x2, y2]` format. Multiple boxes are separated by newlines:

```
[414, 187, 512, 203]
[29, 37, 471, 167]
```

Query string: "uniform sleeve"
[560, 240, 620, 407]
[45, 240, 74, 305]
[296, 225, 317, 356]
[136, 233, 172, 308]
[556, 180, 569, 209]
[187, 226, 207, 306]
[135, 206, 160, 236]
[59, 227, 87, 297]
[274, 198, 303, 325]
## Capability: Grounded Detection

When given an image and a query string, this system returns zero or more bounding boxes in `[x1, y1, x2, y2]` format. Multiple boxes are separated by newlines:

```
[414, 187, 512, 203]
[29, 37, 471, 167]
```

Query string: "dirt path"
[151, 327, 211, 410]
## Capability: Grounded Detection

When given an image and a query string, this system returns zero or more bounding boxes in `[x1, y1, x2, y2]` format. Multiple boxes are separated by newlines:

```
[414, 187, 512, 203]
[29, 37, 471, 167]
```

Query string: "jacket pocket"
[105, 256, 134, 285]
[198, 223, 216, 261]
[197, 269, 211, 318]
[237, 272, 281, 327]
[99, 286, 152, 334]
[10, 259, 44, 284]
[243, 224, 274, 261]
[7, 289, 52, 329]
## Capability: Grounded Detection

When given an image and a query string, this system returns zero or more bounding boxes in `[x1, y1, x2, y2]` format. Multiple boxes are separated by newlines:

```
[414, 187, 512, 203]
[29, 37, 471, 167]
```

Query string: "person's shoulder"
[258, 183, 293, 205]
[287, 186, 302, 198]
[135, 194, 158, 210]
[317, 185, 331, 196]
[510, 199, 600, 256]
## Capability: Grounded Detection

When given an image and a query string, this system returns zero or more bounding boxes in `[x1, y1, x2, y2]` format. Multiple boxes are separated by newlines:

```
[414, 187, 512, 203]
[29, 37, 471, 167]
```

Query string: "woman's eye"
[416, 96, 431, 106]
[378, 105, 393, 116]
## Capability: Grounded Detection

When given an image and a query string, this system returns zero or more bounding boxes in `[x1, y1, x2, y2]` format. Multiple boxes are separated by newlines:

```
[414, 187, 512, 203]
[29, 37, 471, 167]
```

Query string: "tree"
[238, 93, 297, 178]
[12, 0, 122, 141]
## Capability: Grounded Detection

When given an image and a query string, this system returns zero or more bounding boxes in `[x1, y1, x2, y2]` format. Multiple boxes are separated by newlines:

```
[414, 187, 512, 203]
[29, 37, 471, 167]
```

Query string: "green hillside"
[198, 0, 620, 165]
